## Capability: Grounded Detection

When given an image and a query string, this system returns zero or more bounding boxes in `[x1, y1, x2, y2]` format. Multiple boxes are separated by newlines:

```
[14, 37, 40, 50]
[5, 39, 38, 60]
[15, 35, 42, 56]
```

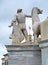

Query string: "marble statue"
[9, 9, 31, 44]
[9, 17, 24, 44]
[41, 17, 48, 40]
[16, 9, 31, 43]
[31, 7, 43, 43]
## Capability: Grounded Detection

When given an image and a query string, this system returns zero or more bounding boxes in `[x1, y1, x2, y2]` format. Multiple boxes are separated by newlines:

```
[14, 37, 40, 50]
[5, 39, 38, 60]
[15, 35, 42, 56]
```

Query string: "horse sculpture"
[31, 7, 43, 43]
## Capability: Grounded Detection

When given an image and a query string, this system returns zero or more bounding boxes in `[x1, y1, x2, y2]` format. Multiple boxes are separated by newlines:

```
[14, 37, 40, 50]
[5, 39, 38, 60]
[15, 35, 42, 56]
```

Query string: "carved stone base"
[39, 39, 48, 65]
[6, 44, 41, 65]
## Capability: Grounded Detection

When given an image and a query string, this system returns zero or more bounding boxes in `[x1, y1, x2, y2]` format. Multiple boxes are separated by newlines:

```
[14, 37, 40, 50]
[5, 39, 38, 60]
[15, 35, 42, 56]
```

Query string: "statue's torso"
[16, 13, 25, 23]
[16, 13, 26, 29]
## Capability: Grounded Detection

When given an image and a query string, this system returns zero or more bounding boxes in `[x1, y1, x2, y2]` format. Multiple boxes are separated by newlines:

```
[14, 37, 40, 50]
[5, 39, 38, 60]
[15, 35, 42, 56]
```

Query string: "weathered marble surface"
[6, 45, 41, 65]
[32, 7, 43, 43]
[12, 25, 24, 45]
[41, 18, 48, 40]
[39, 39, 48, 65]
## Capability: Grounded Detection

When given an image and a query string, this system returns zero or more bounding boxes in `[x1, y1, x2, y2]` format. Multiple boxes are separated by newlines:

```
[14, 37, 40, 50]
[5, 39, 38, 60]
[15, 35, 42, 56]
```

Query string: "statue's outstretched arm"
[9, 15, 16, 27]
[25, 15, 32, 18]
[8, 21, 13, 27]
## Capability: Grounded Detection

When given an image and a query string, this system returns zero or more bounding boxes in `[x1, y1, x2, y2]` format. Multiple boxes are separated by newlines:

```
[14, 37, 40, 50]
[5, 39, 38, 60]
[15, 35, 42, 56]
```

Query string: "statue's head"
[17, 9, 22, 13]
[32, 7, 43, 15]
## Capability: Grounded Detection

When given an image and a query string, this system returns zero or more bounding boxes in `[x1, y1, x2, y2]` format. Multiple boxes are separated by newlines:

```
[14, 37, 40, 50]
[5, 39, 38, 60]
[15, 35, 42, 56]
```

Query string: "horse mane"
[31, 7, 38, 16]
[32, 7, 40, 24]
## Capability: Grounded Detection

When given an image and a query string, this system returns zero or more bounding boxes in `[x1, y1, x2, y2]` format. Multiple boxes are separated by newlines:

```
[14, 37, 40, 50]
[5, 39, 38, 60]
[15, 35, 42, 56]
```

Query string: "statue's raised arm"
[9, 16, 16, 28]
[8, 21, 13, 27]
[25, 15, 31, 18]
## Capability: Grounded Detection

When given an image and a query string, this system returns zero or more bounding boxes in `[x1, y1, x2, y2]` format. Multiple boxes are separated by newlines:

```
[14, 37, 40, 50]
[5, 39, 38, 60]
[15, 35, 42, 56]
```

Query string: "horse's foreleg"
[34, 33, 38, 44]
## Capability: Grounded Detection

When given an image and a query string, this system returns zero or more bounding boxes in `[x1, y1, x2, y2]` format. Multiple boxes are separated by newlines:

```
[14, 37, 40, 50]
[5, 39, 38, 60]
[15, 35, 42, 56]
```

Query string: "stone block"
[6, 44, 41, 65]
[41, 18, 48, 40]
[39, 39, 48, 65]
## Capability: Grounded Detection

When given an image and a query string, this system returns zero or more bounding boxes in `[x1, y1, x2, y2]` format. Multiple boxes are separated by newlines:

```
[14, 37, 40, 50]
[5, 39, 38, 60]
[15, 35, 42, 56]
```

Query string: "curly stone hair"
[17, 9, 22, 13]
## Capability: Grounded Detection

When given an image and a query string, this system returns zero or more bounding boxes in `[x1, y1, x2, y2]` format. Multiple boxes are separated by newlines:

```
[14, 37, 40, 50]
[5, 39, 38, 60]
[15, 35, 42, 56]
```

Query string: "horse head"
[32, 7, 43, 15]
[36, 7, 43, 14]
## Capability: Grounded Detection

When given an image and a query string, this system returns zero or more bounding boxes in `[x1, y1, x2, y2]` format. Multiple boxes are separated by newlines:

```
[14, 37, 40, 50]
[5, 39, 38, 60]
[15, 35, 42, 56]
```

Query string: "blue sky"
[0, 0, 48, 65]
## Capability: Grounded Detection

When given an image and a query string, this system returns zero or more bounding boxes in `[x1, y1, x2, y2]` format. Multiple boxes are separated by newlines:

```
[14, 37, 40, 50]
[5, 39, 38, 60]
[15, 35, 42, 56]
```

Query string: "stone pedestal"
[6, 44, 41, 65]
[39, 39, 48, 65]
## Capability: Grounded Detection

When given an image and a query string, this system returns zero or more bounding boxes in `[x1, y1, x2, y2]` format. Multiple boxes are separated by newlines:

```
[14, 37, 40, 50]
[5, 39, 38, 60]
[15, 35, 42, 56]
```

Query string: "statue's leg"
[34, 33, 38, 44]
[19, 29, 25, 42]
[23, 29, 28, 41]
[16, 25, 24, 42]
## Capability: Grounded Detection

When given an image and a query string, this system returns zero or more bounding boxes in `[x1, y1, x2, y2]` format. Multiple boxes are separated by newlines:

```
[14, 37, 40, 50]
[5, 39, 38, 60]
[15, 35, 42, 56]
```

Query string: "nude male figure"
[16, 9, 31, 42]
[9, 9, 31, 43]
